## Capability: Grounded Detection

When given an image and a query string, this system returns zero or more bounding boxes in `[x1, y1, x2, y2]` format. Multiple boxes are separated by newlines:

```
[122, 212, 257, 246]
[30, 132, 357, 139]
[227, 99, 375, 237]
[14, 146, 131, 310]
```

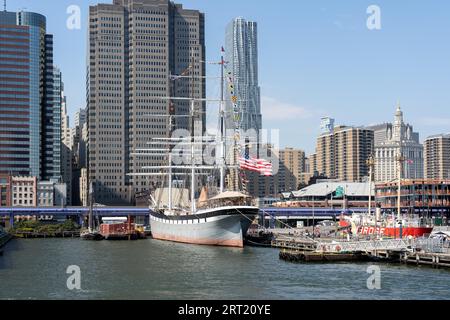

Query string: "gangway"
[316, 239, 416, 253]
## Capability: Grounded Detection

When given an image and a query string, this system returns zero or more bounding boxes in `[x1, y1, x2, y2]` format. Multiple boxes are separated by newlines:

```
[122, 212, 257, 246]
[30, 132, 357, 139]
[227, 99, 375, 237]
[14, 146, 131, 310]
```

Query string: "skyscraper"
[72, 108, 87, 169]
[315, 122, 374, 182]
[225, 17, 261, 146]
[368, 104, 424, 182]
[0, 11, 61, 180]
[88, 0, 205, 205]
[224, 18, 262, 197]
[42, 65, 62, 182]
[61, 88, 73, 205]
[70, 108, 86, 206]
[278, 148, 307, 192]
[424, 134, 450, 180]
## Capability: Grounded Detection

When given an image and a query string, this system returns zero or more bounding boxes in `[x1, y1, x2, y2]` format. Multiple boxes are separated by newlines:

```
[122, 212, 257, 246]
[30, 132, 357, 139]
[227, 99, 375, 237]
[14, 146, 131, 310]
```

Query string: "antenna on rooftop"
[3, 0, 6, 12]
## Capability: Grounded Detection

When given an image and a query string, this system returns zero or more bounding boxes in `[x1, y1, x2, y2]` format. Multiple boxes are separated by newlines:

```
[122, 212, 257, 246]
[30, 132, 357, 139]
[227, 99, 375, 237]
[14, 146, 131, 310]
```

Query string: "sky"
[6, 0, 450, 154]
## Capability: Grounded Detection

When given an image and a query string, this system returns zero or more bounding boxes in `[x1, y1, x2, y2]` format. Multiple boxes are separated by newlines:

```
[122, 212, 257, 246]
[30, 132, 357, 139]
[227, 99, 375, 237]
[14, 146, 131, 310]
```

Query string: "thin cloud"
[261, 96, 313, 121]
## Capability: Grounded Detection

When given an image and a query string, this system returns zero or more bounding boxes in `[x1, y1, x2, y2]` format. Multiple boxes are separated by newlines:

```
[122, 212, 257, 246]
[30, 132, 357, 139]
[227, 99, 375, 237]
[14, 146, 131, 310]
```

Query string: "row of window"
[135, 16, 166, 22]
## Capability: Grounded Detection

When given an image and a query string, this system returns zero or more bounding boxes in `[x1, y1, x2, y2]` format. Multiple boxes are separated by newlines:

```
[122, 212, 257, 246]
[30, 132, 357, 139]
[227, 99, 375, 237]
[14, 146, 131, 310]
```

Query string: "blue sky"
[7, 0, 450, 154]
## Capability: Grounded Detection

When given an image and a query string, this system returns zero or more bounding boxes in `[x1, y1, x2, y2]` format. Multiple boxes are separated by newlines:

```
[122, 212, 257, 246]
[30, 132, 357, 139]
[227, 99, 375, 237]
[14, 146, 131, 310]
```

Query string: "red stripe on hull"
[358, 226, 433, 238]
[151, 232, 244, 248]
[383, 227, 433, 238]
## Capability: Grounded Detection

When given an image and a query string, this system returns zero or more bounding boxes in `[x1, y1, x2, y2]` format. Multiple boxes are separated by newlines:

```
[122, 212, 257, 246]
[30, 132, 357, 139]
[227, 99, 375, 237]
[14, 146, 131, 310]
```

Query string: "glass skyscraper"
[225, 17, 262, 148]
[0, 11, 61, 181]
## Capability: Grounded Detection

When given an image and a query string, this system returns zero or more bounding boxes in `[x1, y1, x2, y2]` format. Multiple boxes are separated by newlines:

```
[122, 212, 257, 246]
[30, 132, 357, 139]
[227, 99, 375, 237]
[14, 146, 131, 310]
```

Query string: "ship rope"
[234, 207, 315, 242]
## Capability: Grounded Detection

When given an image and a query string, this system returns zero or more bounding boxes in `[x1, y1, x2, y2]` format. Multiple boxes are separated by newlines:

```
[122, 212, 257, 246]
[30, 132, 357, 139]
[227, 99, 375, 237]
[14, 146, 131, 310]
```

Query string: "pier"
[13, 231, 81, 239]
[400, 252, 450, 268]
[279, 250, 369, 263]
[271, 236, 317, 252]
[276, 235, 450, 268]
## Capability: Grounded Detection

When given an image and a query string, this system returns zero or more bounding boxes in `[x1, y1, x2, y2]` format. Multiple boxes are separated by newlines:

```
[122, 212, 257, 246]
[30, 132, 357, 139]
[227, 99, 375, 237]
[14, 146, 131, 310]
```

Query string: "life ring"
[335, 246, 342, 252]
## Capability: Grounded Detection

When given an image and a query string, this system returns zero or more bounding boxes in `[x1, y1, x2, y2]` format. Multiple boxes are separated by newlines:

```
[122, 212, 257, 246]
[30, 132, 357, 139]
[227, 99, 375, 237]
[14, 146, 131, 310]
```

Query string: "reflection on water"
[1, 239, 450, 300]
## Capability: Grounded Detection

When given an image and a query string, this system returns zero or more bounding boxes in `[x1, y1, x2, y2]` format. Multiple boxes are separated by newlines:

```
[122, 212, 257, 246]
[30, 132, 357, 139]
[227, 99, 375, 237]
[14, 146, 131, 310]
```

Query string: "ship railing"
[317, 239, 415, 253]
[415, 238, 445, 254]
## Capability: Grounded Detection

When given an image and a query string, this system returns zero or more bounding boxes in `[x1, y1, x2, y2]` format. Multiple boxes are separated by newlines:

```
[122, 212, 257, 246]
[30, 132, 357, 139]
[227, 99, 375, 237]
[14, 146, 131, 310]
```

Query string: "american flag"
[239, 150, 273, 176]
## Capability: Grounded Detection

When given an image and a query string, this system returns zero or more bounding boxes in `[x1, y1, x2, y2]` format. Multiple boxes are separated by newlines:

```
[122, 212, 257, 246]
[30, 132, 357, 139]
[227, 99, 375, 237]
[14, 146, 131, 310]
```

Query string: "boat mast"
[168, 143, 173, 211]
[396, 138, 405, 239]
[167, 79, 175, 212]
[397, 150, 404, 221]
[219, 50, 226, 193]
[190, 57, 196, 214]
[88, 182, 94, 232]
[367, 155, 375, 216]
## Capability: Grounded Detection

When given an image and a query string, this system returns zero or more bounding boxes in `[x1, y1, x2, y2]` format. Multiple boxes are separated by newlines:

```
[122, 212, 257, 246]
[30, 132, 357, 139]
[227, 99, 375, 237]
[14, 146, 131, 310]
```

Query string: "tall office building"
[367, 104, 424, 182]
[315, 122, 374, 182]
[424, 134, 450, 180]
[42, 66, 62, 182]
[61, 90, 73, 205]
[88, 0, 205, 204]
[71, 108, 86, 206]
[0, 11, 61, 180]
[74, 109, 87, 131]
[278, 148, 306, 192]
[225, 17, 261, 147]
[320, 117, 335, 135]
[72, 108, 87, 168]
[224, 18, 261, 196]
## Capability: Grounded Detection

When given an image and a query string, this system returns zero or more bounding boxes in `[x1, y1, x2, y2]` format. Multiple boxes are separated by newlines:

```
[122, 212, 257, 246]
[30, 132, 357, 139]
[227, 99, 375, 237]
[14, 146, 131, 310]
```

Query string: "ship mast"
[367, 155, 375, 217]
[130, 52, 236, 212]
[396, 147, 405, 238]
[88, 182, 94, 232]
[190, 56, 196, 214]
[219, 50, 226, 193]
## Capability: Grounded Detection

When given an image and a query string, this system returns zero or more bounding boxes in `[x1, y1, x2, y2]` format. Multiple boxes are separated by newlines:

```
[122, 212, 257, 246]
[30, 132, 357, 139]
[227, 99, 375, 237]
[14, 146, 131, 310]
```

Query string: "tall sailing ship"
[131, 53, 264, 248]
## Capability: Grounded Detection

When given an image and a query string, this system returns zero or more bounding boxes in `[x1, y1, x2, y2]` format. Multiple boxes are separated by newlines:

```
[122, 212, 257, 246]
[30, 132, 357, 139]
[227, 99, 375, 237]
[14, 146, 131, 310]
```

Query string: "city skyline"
[5, 0, 450, 155]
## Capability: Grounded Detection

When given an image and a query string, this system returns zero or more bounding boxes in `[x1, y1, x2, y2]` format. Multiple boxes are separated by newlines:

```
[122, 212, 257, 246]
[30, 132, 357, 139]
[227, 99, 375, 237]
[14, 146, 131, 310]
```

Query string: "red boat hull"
[357, 226, 433, 238]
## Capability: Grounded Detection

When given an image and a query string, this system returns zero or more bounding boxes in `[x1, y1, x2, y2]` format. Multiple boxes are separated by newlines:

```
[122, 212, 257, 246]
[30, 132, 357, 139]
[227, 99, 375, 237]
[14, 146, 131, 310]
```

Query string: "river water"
[1, 239, 450, 300]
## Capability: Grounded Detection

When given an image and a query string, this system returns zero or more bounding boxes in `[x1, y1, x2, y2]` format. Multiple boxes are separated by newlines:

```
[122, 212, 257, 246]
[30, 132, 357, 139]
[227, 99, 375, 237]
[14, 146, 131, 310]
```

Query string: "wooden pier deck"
[274, 234, 450, 268]
[279, 249, 370, 263]
[271, 236, 317, 252]
[400, 251, 450, 268]
[13, 231, 80, 239]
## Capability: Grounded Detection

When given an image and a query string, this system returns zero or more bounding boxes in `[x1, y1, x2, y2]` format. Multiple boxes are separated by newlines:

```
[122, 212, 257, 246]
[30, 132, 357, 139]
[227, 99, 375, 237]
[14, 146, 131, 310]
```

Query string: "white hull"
[150, 206, 259, 248]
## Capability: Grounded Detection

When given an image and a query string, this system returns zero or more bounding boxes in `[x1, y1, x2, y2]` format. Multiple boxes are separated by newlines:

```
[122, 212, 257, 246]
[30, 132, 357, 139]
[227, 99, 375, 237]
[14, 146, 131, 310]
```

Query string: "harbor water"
[1, 238, 450, 300]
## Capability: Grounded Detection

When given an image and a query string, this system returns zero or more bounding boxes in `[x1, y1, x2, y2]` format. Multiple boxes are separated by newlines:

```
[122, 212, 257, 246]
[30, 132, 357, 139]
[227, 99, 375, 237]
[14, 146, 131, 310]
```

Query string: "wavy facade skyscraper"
[225, 17, 262, 152]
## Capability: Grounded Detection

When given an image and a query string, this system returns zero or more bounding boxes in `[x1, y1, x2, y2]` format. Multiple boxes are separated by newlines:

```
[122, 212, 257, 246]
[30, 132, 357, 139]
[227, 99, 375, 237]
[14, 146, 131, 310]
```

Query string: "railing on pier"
[272, 236, 317, 252]
[316, 239, 416, 253]
[415, 238, 446, 254]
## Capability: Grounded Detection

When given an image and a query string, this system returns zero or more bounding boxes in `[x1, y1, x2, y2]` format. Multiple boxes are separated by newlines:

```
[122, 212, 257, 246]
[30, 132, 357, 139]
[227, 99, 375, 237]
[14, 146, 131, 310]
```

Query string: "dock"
[279, 249, 369, 263]
[13, 231, 80, 239]
[275, 235, 450, 268]
[400, 251, 450, 268]
[271, 236, 317, 252]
